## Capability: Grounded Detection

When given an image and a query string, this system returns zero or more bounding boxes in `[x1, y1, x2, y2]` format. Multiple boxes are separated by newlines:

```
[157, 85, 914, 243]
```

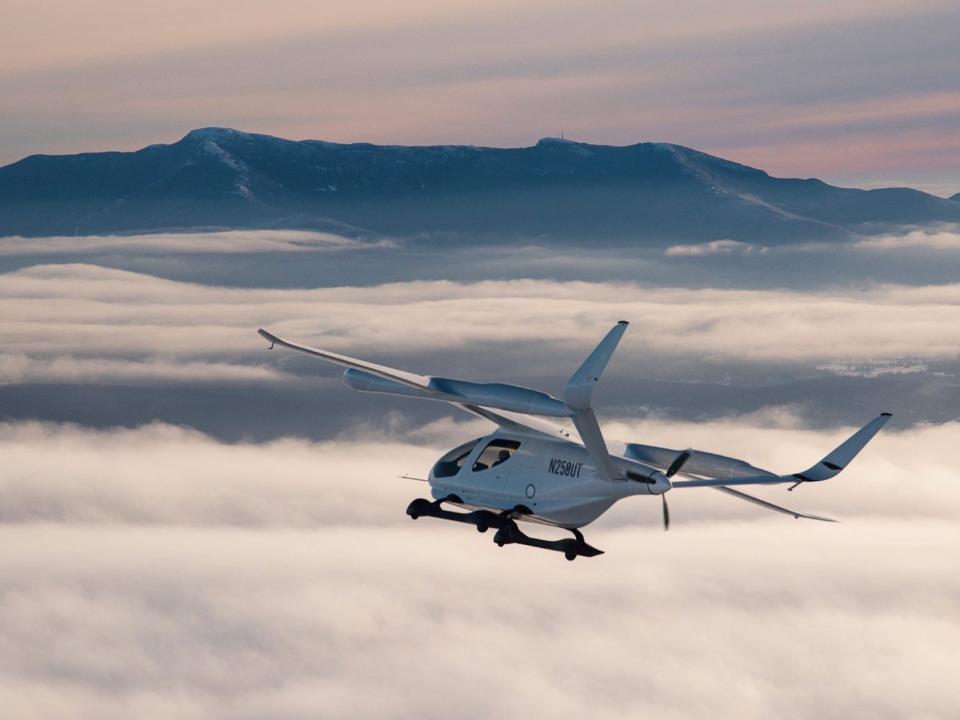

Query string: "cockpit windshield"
[472, 439, 521, 472]
[432, 439, 481, 478]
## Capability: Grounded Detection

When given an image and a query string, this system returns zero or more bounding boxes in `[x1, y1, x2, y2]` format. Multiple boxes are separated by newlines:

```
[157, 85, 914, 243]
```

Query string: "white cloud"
[0, 354, 284, 384]
[2, 416, 958, 527]
[665, 239, 762, 256]
[0, 419, 958, 719]
[815, 361, 929, 378]
[3, 520, 958, 720]
[0, 229, 389, 256]
[2, 263, 959, 389]
[854, 226, 960, 251]
[0, 421, 437, 526]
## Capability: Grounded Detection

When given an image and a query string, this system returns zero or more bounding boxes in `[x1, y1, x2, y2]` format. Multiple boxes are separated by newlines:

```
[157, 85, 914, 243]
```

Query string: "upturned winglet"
[790, 413, 893, 483]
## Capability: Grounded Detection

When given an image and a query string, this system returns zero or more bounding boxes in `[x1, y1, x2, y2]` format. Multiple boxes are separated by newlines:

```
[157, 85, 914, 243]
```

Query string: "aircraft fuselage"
[428, 430, 670, 528]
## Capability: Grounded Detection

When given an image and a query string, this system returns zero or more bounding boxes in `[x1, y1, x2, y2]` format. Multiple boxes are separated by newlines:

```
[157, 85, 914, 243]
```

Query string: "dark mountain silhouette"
[1, 127, 958, 243]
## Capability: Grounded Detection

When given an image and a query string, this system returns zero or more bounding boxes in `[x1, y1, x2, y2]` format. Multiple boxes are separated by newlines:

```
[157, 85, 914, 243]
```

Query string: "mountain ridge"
[1, 127, 958, 242]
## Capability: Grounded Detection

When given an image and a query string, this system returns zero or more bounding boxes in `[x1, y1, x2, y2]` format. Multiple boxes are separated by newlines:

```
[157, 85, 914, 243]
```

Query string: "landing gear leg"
[493, 519, 519, 547]
[564, 529, 588, 561]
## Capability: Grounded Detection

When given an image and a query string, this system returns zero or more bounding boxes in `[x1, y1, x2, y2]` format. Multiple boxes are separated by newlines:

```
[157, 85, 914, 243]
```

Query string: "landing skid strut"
[405, 497, 604, 561]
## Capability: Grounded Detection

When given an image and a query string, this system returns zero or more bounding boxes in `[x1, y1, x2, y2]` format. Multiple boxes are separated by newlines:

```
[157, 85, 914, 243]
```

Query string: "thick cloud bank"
[3, 263, 959, 385]
[2, 417, 958, 526]
[1, 419, 958, 719]
[4, 521, 958, 720]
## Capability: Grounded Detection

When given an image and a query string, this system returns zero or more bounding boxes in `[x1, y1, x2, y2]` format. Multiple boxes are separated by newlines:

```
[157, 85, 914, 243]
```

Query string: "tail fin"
[562, 322, 630, 480]
[792, 413, 892, 482]
[563, 321, 629, 411]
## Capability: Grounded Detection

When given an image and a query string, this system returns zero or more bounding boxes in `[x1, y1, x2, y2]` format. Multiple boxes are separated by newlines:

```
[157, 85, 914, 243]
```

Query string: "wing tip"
[880, 412, 893, 417]
[257, 328, 279, 349]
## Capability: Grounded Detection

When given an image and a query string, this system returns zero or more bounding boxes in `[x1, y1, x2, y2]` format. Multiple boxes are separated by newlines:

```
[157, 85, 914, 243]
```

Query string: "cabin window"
[472, 439, 522, 472]
[432, 439, 481, 478]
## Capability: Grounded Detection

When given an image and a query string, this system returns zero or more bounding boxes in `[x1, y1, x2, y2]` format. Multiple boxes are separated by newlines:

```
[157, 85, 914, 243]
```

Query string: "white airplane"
[258, 322, 891, 561]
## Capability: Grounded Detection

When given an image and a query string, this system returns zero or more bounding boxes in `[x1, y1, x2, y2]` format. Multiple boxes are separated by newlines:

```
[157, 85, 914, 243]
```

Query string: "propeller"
[661, 450, 691, 531]
[666, 450, 692, 478]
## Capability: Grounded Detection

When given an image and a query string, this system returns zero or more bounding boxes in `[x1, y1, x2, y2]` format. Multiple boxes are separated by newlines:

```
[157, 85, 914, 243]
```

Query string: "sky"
[1, 0, 958, 194]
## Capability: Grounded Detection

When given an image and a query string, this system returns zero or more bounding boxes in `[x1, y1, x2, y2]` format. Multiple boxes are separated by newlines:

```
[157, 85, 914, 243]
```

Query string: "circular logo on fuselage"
[525, 483, 536, 499]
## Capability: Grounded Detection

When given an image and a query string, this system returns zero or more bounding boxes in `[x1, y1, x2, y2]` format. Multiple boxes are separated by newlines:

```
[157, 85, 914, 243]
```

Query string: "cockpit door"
[458, 438, 521, 497]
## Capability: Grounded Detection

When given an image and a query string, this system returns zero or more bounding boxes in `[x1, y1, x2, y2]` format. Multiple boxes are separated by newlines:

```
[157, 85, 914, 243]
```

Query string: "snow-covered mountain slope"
[2, 128, 958, 243]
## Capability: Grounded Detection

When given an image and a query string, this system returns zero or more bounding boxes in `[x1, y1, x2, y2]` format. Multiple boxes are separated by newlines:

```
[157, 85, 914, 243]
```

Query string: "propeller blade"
[661, 493, 670, 531]
[666, 450, 692, 478]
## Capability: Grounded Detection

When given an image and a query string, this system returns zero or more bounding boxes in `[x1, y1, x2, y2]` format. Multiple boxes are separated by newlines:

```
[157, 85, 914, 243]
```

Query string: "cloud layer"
[2, 415, 958, 526]
[3, 262, 959, 386]
[0, 418, 958, 719]
[664, 239, 761, 256]
[0, 230, 387, 256]
[855, 226, 960, 251]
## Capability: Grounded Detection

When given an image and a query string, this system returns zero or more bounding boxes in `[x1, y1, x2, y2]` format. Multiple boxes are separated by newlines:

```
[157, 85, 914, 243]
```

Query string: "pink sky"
[1, 0, 958, 194]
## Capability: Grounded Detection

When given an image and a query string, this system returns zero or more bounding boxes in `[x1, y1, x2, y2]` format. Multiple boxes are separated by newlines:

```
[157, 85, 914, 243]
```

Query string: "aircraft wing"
[637, 416, 891, 523]
[257, 324, 628, 475]
[656, 413, 891, 489]
[454, 404, 573, 441]
[625, 443, 779, 482]
[258, 328, 576, 416]
[257, 327, 889, 494]
[258, 327, 583, 434]
[257, 329, 430, 390]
